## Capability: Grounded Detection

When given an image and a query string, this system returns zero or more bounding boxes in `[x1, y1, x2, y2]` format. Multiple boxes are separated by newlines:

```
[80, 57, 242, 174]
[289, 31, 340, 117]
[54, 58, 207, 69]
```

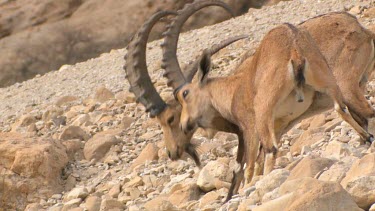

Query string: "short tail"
[288, 56, 306, 103]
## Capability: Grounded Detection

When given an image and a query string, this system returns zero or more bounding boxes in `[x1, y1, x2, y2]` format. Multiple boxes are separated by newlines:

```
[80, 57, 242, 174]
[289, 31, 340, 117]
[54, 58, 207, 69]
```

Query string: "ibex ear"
[197, 51, 211, 84]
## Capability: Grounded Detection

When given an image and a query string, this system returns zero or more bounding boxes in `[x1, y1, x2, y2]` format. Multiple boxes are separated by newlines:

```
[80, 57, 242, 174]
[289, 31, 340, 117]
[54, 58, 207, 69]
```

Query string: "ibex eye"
[183, 90, 189, 99]
[167, 116, 174, 125]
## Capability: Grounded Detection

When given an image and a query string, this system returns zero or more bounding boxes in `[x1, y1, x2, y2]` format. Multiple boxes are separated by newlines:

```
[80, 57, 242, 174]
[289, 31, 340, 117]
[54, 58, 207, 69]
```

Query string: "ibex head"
[124, 11, 200, 165]
[176, 51, 214, 134]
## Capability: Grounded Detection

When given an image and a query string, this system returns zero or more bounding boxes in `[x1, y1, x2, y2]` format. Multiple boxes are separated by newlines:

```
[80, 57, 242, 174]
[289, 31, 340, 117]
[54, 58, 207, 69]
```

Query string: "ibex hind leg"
[325, 85, 374, 143]
[334, 100, 374, 143]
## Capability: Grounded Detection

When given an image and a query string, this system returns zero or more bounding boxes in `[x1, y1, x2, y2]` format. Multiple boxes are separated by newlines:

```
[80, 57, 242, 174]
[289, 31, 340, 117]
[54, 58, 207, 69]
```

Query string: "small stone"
[301, 145, 311, 155]
[100, 198, 124, 210]
[83, 132, 120, 162]
[125, 176, 144, 188]
[349, 5, 362, 15]
[309, 114, 326, 129]
[130, 143, 159, 170]
[199, 191, 221, 208]
[323, 119, 342, 132]
[65, 187, 89, 201]
[323, 140, 350, 160]
[84, 196, 101, 211]
[72, 114, 91, 126]
[108, 184, 121, 198]
[95, 86, 115, 103]
[121, 116, 134, 130]
[249, 169, 289, 204]
[197, 159, 232, 192]
[370, 203, 375, 211]
[55, 96, 79, 106]
[144, 196, 178, 211]
[168, 182, 200, 207]
[60, 126, 90, 141]
[62, 198, 82, 211]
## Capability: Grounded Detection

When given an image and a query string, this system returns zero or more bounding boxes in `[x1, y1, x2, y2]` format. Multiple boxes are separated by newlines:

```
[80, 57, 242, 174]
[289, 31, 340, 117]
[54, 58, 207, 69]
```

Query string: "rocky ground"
[1, 0, 375, 210]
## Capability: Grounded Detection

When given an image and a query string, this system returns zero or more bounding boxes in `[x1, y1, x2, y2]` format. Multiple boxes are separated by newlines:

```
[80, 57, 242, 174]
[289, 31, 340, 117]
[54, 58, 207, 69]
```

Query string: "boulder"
[252, 178, 363, 211]
[0, 133, 69, 210]
[341, 153, 375, 209]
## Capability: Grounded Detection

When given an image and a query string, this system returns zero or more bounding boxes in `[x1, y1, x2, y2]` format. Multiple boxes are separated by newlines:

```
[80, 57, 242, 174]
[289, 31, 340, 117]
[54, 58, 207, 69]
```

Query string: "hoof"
[367, 134, 374, 144]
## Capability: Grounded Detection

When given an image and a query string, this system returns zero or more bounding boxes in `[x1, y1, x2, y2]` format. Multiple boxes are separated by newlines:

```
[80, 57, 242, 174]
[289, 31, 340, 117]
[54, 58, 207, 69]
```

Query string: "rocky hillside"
[0, 0, 282, 88]
[1, 0, 375, 210]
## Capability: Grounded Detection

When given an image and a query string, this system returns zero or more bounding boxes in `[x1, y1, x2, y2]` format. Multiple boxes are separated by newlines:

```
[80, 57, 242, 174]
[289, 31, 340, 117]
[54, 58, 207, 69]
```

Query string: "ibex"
[161, 1, 375, 200]
[124, 2, 244, 168]
[126, 1, 375, 202]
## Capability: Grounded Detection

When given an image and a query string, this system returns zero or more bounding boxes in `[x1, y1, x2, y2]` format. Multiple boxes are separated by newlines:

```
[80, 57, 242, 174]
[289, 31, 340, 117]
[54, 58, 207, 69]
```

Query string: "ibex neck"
[206, 74, 240, 123]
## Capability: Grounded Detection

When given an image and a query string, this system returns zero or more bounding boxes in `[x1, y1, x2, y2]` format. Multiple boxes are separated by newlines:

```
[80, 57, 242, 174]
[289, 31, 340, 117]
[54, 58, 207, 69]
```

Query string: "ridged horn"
[124, 10, 177, 117]
[161, 0, 235, 91]
[185, 34, 248, 81]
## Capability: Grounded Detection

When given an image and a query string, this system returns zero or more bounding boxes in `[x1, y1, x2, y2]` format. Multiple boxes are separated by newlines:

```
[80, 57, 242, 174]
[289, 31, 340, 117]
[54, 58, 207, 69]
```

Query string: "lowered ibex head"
[125, 2, 244, 166]
[124, 11, 197, 164]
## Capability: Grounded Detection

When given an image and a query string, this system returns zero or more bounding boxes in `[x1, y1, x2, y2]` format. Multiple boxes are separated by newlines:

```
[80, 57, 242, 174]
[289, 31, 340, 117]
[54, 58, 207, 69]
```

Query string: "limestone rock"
[100, 198, 124, 210]
[130, 143, 159, 170]
[199, 191, 221, 209]
[62, 198, 82, 211]
[197, 158, 233, 192]
[287, 156, 335, 181]
[319, 156, 358, 183]
[341, 153, 375, 209]
[59, 125, 90, 141]
[168, 182, 201, 207]
[249, 169, 289, 204]
[261, 178, 364, 211]
[323, 140, 351, 160]
[84, 196, 101, 211]
[65, 187, 89, 201]
[55, 95, 79, 107]
[94, 86, 114, 103]
[290, 128, 325, 155]
[144, 196, 179, 211]
[83, 131, 120, 162]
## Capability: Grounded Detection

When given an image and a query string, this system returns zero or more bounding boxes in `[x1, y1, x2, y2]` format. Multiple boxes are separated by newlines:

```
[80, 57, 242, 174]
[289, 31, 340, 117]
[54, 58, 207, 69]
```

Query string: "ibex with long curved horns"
[161, 2, 375, 200]
[124, 2, 246, 168]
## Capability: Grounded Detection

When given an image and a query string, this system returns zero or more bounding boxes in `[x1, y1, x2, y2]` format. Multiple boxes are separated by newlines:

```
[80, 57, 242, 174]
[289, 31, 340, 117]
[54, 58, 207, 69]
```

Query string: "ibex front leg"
[225, 133, 245, 202]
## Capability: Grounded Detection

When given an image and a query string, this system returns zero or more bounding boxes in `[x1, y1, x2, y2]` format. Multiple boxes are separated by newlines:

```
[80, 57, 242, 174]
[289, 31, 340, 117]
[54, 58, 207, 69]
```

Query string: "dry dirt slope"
[1, 0, 375, 210]
[1, 0, 374, 123]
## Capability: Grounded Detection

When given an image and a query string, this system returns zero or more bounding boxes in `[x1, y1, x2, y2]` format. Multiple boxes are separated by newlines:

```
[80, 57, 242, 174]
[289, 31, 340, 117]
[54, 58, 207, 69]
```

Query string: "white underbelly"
[275, 88, 315, 121]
